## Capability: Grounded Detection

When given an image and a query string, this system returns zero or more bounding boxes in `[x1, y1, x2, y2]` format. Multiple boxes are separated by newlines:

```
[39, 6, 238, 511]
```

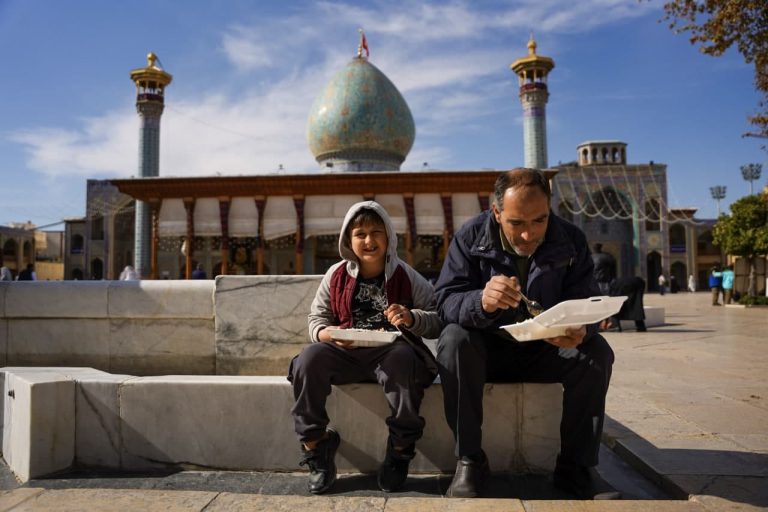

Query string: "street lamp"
[710, 185, 726, 217]
[740, 163, 762, 195]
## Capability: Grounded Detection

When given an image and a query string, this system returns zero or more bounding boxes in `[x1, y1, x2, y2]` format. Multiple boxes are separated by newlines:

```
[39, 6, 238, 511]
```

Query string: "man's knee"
[437, 323, 471, 354]
[584, 333, 614, 372]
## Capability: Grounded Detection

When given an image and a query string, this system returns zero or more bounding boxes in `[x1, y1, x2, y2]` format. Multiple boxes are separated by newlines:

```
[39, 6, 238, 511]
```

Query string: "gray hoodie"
[308, 200, 442, 343]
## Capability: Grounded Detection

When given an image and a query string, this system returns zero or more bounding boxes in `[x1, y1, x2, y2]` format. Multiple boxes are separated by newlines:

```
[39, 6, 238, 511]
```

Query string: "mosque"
[65, 35, 721, 291]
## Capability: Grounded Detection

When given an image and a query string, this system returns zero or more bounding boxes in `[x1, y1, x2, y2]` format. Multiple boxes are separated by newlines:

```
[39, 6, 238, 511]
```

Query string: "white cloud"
[9, 0, 660, 182]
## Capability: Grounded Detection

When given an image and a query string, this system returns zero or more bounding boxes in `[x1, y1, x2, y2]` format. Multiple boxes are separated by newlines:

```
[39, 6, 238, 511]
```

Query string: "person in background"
[17, 263, 35, 281]
[657, 274, 666, 295]
[191, 263, 207, 279]
[119, 265, 139, 281]
[606, 276, 647, 332]
[591, 243, 616, 296]
[0, 266, 12, 281]
[721, 265, 735, 304]
[709, 266, 723, 306]
[687, 274, 696, 293]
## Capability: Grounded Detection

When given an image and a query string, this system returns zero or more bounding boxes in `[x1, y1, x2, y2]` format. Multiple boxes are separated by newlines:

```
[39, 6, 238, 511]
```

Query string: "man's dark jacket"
[435, 209, 600, 336]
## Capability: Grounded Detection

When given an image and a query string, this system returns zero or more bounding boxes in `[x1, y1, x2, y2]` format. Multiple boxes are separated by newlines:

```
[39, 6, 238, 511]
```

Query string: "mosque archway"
[647, 251, 662, 291]
[91, 258, 103, 280]
[671, 261, 686, 291]
[3, 239, 17, 270]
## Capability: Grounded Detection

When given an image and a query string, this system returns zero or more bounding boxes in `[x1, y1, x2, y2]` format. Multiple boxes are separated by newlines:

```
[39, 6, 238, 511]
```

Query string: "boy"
[288, 201, 441, 494]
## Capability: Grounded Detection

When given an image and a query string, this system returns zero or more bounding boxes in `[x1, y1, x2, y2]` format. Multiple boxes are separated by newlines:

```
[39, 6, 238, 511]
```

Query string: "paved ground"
[0, 291, 766, 511]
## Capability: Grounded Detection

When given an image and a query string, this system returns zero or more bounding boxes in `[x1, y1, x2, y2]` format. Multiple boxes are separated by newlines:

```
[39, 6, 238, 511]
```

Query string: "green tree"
[712, 194, 768, 296]
[660, 0, 768, 140]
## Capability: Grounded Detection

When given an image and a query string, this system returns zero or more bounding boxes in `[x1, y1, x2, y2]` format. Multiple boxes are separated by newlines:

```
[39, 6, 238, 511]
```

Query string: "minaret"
[129, 53, 172, 278]
[511, 36, 554, 169]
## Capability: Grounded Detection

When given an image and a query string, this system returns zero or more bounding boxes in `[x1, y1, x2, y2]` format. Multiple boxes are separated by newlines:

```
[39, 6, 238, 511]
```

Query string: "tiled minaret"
[510, 36, 554, 169]
[129, 53, 172, 278]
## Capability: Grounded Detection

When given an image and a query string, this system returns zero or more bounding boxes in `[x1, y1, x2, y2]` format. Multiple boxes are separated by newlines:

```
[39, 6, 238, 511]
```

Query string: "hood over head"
[338, 200, 400, 279]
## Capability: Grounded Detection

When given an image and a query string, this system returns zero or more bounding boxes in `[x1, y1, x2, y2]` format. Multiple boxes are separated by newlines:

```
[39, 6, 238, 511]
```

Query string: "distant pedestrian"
[0, 266, 12, 281]
[591, 243, 616, 296]
[687, 274, 696, 293]
[191, 263, 207, 279]
[119, 265, 139, 281]
[657, 274, 666, 295]
[17, 263, 35, 281]
[721, 265, 735, 304]
[709, 266, 723, 305]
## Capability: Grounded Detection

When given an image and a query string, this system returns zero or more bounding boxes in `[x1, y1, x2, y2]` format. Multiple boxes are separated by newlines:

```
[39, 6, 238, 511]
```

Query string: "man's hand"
[481, 275, 522, 313]
[544, 325, 586, 349]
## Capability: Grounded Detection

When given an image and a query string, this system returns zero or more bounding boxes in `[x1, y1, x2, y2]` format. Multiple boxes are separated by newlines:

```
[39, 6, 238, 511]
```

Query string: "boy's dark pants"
[289, 341, 434, 446]
[436, 324, 614, 468]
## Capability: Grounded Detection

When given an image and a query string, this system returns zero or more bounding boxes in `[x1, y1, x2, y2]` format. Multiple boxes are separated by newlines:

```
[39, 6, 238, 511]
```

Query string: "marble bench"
[0, 367, 562, 483]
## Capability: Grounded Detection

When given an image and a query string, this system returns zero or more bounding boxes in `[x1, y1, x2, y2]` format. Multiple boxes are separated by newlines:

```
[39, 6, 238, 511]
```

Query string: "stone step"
[1, 367, 562, 483]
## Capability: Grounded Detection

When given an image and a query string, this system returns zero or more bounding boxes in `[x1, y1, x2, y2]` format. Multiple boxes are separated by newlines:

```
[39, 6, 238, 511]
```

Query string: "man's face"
[349, 220, 388, 265]
[492, 186, 550, 257]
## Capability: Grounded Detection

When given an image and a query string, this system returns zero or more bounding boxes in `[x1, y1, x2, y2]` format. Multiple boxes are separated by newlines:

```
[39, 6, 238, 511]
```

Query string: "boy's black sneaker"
[377, 438, 416, 492]
[299, 429, 340, 494]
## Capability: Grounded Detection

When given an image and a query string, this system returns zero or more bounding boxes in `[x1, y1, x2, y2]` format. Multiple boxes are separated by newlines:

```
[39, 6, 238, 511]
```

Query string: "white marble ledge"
[4, 281, 110, 318]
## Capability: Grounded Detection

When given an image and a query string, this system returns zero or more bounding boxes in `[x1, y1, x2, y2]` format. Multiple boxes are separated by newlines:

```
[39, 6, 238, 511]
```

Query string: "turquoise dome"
[307, 57, 415, 172]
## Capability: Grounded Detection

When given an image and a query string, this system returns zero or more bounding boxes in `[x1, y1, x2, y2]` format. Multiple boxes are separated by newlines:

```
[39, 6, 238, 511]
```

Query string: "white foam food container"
[329, 328, 401, 347]
[501, 295, 627, 341]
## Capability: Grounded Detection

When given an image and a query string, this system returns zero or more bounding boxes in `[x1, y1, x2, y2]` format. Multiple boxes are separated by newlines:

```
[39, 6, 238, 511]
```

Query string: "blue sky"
[0, 0, 764, 229]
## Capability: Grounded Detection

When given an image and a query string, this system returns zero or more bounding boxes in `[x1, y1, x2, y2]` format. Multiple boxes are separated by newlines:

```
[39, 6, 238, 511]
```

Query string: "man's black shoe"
[553, 462, 621, 500]
[299, 429, 340, 494]
[377, 438, 415, 492]
[446, 450, 489, 498]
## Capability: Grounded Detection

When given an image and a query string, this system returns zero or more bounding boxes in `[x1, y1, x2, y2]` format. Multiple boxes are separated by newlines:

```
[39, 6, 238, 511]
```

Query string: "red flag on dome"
[359, 29, 369, 58]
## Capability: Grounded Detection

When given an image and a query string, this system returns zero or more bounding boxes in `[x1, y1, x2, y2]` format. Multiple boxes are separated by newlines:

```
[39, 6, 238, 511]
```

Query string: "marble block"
[0, 282, 7, 317]
[214, 276, 320, 374]
[75, 373, 135, 469]
[620, 306, 665, 330]
[108, 280, 214, 319]
[109, 318, 215, 376]
[7, 319, 110, 370]
[0, 320, 7, 368]
[1, 370, 75, 481]
[4, 281, 109, 318]
[112, 377, 561, 474]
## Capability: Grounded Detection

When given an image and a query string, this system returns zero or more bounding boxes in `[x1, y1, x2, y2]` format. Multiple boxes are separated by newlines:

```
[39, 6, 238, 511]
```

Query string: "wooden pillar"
[254, 196, 266, 275]
[183, 198, 196, 280]
[478, 192, 490, 212]
[403, 194, 416, 267]
[440, 193, 454, 257]
[150, 200, 160, 280]
[293, 195, 305, 275]
[218, 198, 231, 276]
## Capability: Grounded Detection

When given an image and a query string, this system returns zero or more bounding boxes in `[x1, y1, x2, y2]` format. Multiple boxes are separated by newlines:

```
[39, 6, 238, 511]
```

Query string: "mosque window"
[645, 200, 660, 231]
[3, 239, 16, 258]
[70, 234, 84, 254]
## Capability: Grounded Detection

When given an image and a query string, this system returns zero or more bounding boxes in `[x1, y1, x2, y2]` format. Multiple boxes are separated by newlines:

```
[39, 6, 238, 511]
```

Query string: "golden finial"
[147, 52, 158, 67]
[527, 33, 537, 55]
[357, 28, 369, 59]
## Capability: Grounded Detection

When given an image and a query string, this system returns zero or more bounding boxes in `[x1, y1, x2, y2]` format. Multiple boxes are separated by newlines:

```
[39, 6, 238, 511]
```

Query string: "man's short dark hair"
[493, 168, 552, 210]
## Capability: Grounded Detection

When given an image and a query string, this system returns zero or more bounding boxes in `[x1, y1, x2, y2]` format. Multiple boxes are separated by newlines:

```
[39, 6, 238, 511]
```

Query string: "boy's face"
[349, 220, 388, 266]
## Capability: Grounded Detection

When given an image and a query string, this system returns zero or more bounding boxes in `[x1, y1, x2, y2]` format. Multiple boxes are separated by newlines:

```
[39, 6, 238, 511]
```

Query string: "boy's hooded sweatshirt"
[308, 201, 441, 369]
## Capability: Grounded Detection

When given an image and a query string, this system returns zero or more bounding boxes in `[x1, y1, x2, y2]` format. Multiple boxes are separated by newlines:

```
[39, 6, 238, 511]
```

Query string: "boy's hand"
[544, 325, 586, 349]
[385, 304, 413, 328]
[318, 326, 354, 348]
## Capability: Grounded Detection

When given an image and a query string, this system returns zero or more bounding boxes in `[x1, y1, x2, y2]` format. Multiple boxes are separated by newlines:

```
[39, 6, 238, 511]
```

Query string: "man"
[434, 168, 617, 500]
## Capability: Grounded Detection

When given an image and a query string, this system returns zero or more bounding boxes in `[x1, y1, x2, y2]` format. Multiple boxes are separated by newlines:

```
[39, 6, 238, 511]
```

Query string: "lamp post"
[740, 163, 762, 195]
[710, 186, 726, 217]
